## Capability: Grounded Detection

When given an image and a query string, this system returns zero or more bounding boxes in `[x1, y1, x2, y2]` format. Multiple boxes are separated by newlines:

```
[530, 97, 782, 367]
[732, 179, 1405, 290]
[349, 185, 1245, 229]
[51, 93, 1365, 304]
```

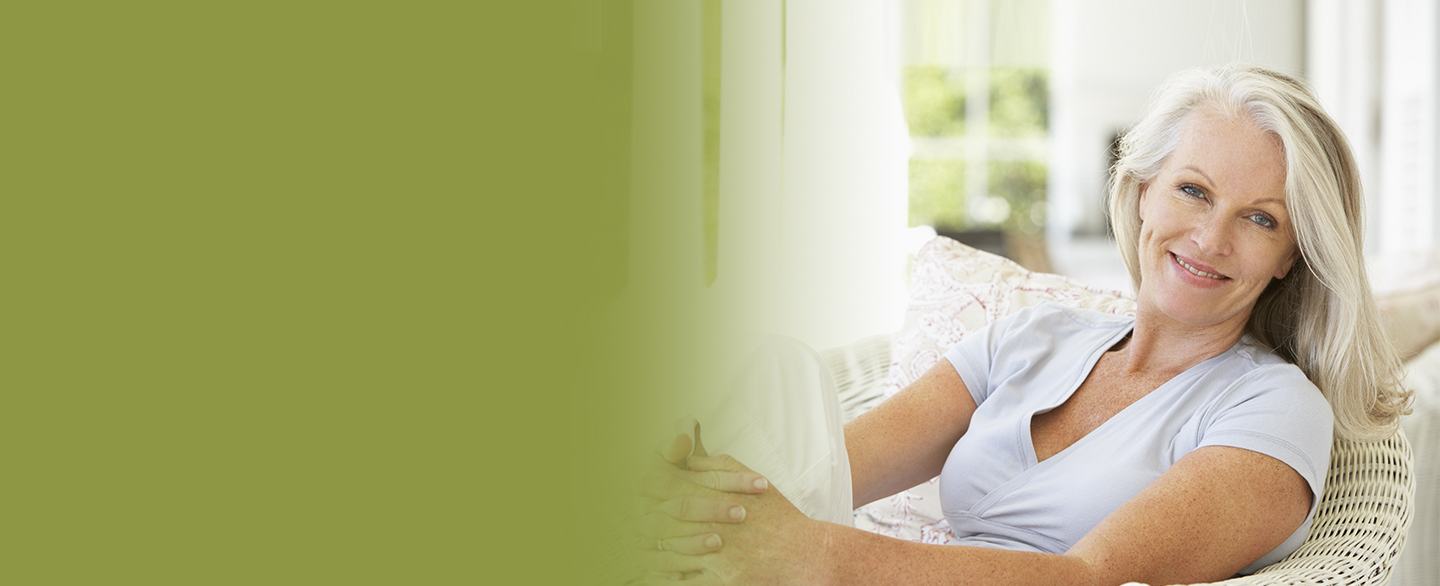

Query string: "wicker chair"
[822, 335, 1417, 586]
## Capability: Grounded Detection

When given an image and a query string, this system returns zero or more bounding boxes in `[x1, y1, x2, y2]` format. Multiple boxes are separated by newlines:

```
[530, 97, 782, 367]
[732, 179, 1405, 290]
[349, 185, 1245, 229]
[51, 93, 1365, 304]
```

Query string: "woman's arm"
[634, 360, 976, 565]
[826, 445, 1311, 585]
[844, 359, 979, 507]
[643, 444, 1311, 586]
[647, 358, 979, 511]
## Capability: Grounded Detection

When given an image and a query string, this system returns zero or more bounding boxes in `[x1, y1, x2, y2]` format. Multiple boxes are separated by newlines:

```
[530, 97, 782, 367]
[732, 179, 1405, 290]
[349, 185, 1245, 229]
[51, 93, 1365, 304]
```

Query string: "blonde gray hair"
[1107, 63, 1411, 441]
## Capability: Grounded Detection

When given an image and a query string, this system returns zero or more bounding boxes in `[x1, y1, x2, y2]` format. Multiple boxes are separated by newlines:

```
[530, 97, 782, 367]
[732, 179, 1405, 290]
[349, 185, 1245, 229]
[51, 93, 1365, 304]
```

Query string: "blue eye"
[1250, 214, 1277, 229]
[1180, 184, 1206, 199]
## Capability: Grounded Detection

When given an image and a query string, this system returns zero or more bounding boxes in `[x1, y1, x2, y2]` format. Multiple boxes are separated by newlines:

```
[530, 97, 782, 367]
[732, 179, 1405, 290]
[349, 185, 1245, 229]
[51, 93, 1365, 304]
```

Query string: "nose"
[1191, 214, 1233, 257]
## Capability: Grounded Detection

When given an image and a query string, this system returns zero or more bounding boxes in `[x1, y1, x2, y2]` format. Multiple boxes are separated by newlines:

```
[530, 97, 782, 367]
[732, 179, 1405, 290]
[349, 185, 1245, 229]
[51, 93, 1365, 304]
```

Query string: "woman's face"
[1136, 112, 1300, 331]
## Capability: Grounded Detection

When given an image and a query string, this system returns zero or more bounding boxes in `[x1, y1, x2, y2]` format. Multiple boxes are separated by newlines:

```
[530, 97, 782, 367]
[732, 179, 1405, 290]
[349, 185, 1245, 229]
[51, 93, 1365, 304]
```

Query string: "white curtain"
[718, 0, 911, 351]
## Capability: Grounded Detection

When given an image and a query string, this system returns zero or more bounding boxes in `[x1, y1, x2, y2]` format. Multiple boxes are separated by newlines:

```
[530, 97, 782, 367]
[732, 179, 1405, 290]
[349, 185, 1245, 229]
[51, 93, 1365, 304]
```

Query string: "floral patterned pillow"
[853, 236, 1135, 542]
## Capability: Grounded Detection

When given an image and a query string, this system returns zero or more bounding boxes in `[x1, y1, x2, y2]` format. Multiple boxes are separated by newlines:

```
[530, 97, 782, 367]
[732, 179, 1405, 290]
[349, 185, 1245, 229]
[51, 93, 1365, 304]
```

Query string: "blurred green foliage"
[901, 66, 1048, 233]
[908, 159, 967, 227]
[902, 67, 967, 136]
[988, 68, 1048, 138]
[908, 160, 1047, 234]
[989, 160, 1047, 234]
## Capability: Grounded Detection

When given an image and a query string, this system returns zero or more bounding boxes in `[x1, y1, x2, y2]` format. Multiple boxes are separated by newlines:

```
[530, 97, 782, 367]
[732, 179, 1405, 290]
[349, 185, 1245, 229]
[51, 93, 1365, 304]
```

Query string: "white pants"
[689, 337, 854, 526]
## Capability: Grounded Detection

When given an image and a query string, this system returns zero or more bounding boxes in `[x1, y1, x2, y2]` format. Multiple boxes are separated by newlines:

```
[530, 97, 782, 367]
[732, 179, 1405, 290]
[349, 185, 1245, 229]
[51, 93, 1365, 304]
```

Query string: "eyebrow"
[1178, 165, 1286, 206]
[1178, 165, 1215, 185]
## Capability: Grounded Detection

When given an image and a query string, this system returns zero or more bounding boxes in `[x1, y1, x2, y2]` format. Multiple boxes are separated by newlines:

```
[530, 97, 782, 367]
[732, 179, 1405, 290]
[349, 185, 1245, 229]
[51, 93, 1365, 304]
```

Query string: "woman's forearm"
[845, 411, 949, 507]
[846, 360, 978, 507]
[814, 522, 1104, 586]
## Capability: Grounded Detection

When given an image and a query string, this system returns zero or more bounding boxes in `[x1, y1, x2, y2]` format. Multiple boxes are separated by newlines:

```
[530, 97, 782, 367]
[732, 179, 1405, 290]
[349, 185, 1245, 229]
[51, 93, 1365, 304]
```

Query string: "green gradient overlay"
[2, 2, 646, 584]
[702, 0, 722, 287]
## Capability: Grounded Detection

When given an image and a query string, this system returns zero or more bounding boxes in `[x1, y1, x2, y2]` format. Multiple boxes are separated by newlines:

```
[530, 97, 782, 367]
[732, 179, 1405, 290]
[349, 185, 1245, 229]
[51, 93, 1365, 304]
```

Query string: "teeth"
[1174, 254, 1225, 279]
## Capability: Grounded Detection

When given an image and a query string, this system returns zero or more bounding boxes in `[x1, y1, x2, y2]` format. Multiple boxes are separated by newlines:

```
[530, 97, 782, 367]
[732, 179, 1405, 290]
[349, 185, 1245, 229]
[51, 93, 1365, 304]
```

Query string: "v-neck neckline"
[1020, 324, 1239, 468]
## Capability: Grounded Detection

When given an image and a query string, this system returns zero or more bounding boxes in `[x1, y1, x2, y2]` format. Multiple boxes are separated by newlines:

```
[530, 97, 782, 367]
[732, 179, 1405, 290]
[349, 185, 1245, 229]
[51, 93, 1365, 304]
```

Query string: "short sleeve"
[944, 321, 999, 406]
[1197, 364, 1335, 509]
[941, 305, 1040, 407]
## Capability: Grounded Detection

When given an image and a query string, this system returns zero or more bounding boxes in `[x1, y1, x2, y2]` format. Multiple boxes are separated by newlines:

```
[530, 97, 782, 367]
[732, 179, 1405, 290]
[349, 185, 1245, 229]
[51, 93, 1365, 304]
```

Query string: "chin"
[1141, 284, 1250, 329]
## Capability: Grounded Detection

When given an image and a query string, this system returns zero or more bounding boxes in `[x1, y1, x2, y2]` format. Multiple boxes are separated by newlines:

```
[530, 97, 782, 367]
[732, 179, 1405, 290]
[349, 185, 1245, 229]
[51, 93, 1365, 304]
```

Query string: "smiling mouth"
[1171, 253, 1229, 280]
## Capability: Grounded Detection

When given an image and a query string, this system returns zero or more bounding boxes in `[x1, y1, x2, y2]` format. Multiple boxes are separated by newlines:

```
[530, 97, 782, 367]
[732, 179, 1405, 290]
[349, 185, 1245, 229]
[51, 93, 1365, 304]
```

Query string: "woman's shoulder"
[1017, 301, 1134, 331]
[1231, 341, 1327, 398]
[973, 302, 1133, 354]
[1233, 336, 1301, 369]
[1210, 343, 1334, 419]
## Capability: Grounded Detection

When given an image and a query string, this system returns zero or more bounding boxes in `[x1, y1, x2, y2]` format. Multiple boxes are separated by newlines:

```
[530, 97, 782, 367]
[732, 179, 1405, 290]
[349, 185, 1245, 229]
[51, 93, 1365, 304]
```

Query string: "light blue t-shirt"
[941, 302, 1334, 574]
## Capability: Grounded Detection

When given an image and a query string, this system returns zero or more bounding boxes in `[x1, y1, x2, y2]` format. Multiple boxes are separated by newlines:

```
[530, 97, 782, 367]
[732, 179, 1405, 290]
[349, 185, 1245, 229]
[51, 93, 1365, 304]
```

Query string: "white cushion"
[1369, 248, 1440, 360]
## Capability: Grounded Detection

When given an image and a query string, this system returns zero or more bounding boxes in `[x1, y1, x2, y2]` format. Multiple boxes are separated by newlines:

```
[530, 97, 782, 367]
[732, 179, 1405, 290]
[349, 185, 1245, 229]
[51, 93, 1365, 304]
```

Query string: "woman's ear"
[1276, 248, 1301, 280]
[1137, 182, 1150, 223]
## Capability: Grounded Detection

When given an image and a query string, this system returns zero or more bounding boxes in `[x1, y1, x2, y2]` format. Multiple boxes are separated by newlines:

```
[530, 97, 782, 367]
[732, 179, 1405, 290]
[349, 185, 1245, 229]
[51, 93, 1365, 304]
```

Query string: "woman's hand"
[637, 453, 832, 585]
[652, 421, 770, 491]
[635, 425, 770, 556]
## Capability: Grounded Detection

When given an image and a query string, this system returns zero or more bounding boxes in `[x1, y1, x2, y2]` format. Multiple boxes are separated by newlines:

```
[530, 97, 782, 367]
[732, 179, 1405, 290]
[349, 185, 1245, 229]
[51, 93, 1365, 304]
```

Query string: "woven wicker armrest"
[1135, 432, 1416, 586]
[820, 333, 894, 424]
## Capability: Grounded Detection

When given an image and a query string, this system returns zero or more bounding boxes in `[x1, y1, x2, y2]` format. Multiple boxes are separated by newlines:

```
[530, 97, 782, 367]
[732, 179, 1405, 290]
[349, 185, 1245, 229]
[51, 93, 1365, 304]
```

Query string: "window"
[898, 0, 1051, 270]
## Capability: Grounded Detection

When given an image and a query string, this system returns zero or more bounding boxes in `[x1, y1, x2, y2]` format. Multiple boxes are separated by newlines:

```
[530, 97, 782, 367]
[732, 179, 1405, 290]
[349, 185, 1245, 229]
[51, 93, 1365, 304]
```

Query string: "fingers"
[689, 420, 708, 458]
[690, 469, 769, 494]
[636, 509, 722, 540]
[645, 571, 710, 585]
[635, 497, 745, 538]
[660, 496, 747, 523]
[672, 417, 705, 461]
[685, 455, 769, 494]
[638, 467, 768, 500]
[658, 533, 723, 555]
[654, 417, 700, 470]
[655, 433, 694, 467]
[639, 470, 714, 500]
[638, 548, 713, 576]
[686, 453, 747, 473]
[631, 528, 724, 553]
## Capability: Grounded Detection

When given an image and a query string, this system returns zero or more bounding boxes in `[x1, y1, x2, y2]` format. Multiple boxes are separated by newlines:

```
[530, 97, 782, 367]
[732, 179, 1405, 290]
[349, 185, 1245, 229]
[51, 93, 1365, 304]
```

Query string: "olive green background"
[3, 2, 641, 584]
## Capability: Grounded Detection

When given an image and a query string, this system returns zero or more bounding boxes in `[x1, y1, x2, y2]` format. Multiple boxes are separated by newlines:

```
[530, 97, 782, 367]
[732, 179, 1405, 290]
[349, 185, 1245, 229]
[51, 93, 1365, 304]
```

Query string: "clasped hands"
[634, 420, 830, 584]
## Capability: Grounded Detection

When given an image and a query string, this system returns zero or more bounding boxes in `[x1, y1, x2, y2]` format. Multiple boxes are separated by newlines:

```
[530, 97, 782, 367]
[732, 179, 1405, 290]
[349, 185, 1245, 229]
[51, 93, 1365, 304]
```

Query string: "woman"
[636, 64, 1412, 586]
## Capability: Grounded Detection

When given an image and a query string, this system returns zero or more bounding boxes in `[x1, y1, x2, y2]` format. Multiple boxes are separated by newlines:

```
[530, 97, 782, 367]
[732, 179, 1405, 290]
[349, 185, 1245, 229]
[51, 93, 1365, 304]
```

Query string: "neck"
[1114, 306, 1248, 376]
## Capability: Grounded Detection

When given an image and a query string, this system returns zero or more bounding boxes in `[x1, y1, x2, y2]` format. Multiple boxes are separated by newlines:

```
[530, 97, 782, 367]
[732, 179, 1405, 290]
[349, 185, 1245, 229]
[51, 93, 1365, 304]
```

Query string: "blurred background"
[616, 0, 1438, 350]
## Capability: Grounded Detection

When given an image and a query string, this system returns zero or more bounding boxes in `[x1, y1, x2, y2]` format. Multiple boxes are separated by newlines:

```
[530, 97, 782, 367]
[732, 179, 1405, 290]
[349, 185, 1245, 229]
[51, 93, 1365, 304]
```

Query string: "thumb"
[692, 420, 708, 458]
[672, 416, 708, 458]
[655, 432, 693, 466]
